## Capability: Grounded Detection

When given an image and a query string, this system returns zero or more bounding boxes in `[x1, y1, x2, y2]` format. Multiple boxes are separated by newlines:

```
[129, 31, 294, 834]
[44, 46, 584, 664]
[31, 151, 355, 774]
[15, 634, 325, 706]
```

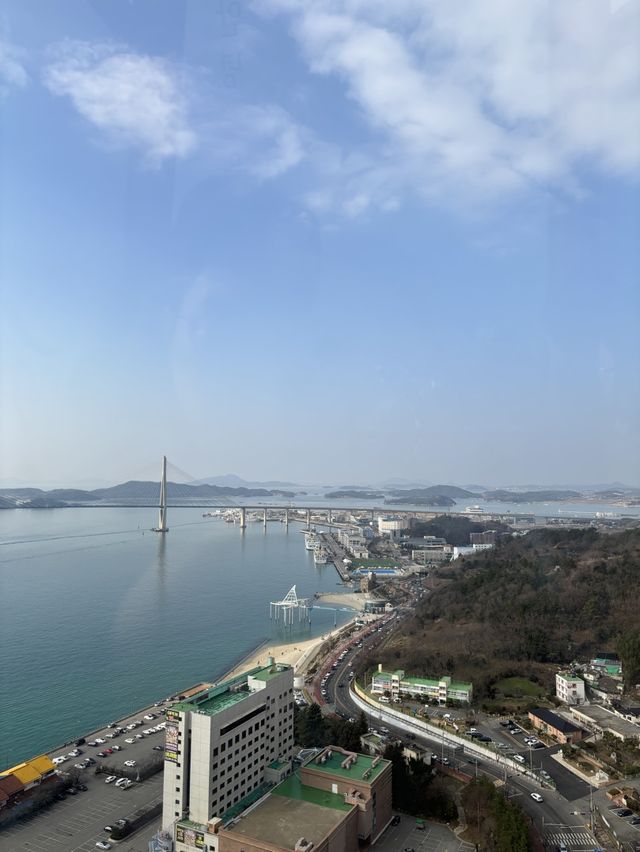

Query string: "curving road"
[313, 617, 600, 852]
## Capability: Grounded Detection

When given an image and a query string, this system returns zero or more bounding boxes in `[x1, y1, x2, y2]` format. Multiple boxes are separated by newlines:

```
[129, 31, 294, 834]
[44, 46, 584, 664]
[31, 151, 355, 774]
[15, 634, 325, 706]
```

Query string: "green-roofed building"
[162, 658, 295, 852]
[371, 663, 473, 704]
[218, 746, 392, 851]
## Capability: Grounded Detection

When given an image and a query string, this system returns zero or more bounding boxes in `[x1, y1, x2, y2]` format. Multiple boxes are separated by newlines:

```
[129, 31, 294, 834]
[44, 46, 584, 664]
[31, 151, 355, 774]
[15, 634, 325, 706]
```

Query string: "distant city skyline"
[1, 1, 639, 488]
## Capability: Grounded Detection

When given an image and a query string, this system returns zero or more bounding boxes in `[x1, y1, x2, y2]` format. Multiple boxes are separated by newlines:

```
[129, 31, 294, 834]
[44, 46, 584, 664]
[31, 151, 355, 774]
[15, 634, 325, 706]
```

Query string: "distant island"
[388, 485, 475, 499]
[325, 490, 384, 499]
[482, 489, 581, 503]
[0, 481, 296, 509]
[387, 495, 456, 507]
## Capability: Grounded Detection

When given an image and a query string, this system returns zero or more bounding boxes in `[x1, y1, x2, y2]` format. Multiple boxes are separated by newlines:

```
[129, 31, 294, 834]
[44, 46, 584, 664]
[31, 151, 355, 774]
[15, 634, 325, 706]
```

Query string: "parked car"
[124, 760, 136, 767]
[104, 776, 117, 784]
[530, 793, 543, 802]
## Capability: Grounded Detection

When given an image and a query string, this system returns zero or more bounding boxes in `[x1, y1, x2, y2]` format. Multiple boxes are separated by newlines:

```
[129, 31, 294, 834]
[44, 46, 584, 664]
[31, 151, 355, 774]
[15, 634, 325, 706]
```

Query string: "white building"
[377, 516, 409, 539]
[555, 671, 586, 705]
[162, 660, 294, 850]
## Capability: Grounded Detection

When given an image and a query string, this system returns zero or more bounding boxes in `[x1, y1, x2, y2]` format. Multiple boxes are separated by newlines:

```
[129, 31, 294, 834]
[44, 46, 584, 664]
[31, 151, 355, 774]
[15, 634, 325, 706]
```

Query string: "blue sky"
[1, 0, 639, 487]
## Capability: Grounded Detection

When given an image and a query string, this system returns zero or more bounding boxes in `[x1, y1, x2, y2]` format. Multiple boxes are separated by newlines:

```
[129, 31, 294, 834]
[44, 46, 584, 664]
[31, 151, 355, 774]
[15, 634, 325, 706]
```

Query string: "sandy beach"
[313, 591, 366, 610]
[219, 592, 369, 682]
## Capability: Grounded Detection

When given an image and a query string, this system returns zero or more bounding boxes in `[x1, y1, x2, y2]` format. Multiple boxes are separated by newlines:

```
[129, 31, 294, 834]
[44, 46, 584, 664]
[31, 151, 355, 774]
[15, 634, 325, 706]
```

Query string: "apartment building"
[555, 671, 586, 705]
[371, 665, 473, 704]
[162, 660, 295, 850]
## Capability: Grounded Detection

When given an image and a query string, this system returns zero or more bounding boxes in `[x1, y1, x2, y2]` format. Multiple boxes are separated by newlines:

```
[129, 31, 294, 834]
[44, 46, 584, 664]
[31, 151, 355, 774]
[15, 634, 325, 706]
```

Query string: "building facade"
[528, 708, 586, 744]
[162, 661, 295, 849]
[555, 672, 586, 705]
[371, 665, 473, 704]
[217, 747, 392, 852]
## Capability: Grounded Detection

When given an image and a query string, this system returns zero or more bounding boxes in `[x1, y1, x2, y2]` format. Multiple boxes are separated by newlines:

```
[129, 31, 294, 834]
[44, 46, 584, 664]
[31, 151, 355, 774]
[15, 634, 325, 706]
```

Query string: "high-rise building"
[162, 660, 295, 845]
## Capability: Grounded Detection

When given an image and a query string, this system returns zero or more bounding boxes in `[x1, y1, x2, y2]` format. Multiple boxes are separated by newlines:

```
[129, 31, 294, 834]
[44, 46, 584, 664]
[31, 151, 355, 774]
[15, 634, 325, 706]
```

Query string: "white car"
[120, 779, 133, 789]
[115, 777, 128, 787]
[95, 738, 106, 744]
[96, 843, 111, 851]
[124, 738, 136, 744]
[144, 714, 155, 720]
[530, 792, 543, 802]
[52, 756, 66, 765]
[124, 760, 136, 767]
[104, 775, 117, 784]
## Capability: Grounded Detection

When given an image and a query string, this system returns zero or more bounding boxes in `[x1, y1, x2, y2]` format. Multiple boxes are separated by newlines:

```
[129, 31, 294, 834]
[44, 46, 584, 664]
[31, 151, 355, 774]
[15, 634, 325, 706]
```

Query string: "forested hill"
[378, 528, 640, 695]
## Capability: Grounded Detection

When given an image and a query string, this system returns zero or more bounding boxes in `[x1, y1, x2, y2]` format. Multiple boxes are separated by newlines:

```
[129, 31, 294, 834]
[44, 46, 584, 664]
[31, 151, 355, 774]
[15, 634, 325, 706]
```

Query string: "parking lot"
[375, 816, 475, 852]
[0, 773, 163, 852]
[0, 696, 183, 851]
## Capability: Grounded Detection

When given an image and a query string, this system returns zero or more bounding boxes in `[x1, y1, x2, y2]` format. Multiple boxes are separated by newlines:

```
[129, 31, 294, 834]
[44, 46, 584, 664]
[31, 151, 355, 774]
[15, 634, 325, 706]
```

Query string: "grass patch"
[494, 677, 546, 698]
[350, 558, 397, 569]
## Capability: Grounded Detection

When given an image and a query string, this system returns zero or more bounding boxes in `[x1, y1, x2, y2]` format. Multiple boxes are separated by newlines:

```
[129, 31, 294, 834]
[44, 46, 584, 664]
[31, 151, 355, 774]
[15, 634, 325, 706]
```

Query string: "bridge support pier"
[328, 508, 332, 527]
[240, 507, 246, 530]
[306, 509, 311, 530]
[284, 508, 289, 527]
[263, 508, 267, 529]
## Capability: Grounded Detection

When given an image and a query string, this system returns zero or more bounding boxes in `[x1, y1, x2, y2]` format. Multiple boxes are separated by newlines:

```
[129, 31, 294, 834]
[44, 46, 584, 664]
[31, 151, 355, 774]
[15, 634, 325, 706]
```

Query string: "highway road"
[315, 621, 600, 852]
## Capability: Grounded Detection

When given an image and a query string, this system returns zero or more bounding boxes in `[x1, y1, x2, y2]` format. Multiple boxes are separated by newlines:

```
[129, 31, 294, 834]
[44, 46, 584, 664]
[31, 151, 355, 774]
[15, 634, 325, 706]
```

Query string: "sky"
[1, 0, 639, 488]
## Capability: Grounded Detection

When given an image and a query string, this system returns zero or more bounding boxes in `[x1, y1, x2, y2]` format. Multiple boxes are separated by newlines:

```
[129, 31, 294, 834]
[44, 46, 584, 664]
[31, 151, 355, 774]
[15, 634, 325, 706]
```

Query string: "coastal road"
[322, 647, 598, 851]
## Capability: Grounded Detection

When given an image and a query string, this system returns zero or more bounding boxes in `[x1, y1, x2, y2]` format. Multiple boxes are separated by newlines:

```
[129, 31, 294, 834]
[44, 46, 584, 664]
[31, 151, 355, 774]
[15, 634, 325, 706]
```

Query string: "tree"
[618, 631, 640, 691]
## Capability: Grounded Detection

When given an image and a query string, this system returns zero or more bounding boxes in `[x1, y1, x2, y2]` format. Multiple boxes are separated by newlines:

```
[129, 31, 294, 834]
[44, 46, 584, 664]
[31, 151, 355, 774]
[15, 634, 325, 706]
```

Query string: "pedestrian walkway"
[544, 828, 597, 849]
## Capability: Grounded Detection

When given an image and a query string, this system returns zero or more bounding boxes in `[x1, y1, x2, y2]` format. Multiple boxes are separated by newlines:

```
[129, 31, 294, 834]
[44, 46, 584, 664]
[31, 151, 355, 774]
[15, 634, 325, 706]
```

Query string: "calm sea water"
[0, 509, 352, 768]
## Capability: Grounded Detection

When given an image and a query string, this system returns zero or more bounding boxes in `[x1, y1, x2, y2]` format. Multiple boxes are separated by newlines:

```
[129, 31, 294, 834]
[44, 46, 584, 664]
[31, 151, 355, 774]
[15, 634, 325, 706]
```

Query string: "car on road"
[112, 745, 122, 751]
[75, 738, 86, 746]
[469, 727, 478, 733]
[105, 776, 117, 784]
[630, 816, 640, 825]
[153, 745, 164, 751]
[115, 777, 128, 787]
[52, 756, 67, 765]
[95, 738, 106, 744]
[530, 793, 543, 802]
[124, 737, 136, 744]
[124, 760, 136, 767]
[614, 808, 633, 817]
[97, 751, 107, 757]
[96, 842, 111, 850]
[103, 748, 113, 754]
[514, 754, 525, 763]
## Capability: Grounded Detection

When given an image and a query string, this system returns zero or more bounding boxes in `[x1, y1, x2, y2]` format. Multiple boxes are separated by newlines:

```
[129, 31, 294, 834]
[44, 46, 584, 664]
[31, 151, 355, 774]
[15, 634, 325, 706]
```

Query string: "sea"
[0, 509, 353, 769]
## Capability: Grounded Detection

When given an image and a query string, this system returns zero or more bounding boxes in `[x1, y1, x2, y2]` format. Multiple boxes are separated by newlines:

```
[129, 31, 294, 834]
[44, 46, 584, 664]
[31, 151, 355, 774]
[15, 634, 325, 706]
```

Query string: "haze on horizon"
[1, 1, 639, 490]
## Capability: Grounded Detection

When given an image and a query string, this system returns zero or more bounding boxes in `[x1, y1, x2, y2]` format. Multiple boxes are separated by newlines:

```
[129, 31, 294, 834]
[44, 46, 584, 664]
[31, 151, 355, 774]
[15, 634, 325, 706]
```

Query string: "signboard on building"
[176, 825, 204, 848]
[164, 723, 179, 763]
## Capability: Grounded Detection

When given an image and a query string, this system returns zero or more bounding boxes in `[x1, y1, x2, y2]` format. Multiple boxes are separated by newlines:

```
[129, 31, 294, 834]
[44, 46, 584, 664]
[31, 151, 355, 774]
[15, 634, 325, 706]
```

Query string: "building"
[0, 755, 57, 816]
[411, 545, 453, 564]
[528, 708, 586, 744]
[470, 530, 497, 545]
[162, 660, 295, 850]
[217, 746, 392, 852]
[371, 665, 473, 704]
[377, 516, 409, 539]
[570, 705, 640, 742]
[359, 571, 377, 593]
[590, 653, 623, 677]
[556, 672, 586, 705]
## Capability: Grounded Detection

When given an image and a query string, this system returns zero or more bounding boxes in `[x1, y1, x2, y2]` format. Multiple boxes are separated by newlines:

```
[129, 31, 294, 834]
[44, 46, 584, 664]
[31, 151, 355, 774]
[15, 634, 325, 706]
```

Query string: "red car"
[103, 748, 113, 755]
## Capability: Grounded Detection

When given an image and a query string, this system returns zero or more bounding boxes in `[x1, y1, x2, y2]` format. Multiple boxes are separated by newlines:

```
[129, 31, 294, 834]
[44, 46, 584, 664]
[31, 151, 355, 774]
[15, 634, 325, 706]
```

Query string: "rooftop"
[170, 663, 291, 716]
[306, 749, 389, 783]
[529, 707, 583, 734]
[558, 672, 584, 683]
[224, 774, 352, 850]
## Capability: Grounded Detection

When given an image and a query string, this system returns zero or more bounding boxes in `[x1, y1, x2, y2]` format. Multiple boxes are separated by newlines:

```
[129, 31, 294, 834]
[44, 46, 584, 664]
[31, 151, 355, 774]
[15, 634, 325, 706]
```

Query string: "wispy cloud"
[43, 41, 197, 164]
[256, 0, 640, 214]
[208, 104, 306, 178]
[42, 40, 308, 179]
[0, 38, 27, 94]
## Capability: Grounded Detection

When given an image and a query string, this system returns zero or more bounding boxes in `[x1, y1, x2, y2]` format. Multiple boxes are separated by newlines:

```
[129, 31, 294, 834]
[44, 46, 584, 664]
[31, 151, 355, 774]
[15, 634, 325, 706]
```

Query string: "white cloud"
[0, 38, 27, 94]
[256, 0, 640, 212]
[207, 103, 306, 178]
[43, 41, 197, 163]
